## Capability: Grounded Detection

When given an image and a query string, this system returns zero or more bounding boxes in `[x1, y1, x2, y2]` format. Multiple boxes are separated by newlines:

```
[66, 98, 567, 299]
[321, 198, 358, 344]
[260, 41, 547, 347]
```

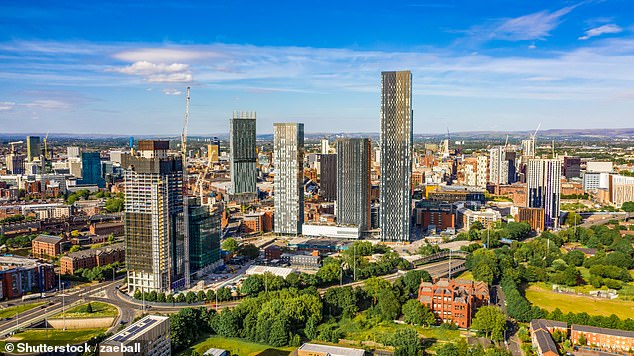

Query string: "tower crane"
[43, 132, 49, 159]
[182, 86, 191, 289]
[9, 141, 23, 154]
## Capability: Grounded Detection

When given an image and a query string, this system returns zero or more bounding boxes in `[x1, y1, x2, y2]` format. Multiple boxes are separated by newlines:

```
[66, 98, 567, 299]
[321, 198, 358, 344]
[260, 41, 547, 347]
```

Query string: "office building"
[379, 70, 413, 242]
[100, 315, 170, 356]
[122, 141, 184, 293]
[317, 154, 337, 201]
[527, 159, 562, 229]
[563, 156, 581, 179]
[608, 175, 634, 208]
[80, 152, 105, 188]
[230, 111, 257, 195]
[26, 136, 41, 162]
[274, 123, 304, 235]
[6, 154, 25, 175]
[417, 278, 489, 328]
[336, 138, 371, 230]
[186, 198, 221, 273]
[583, 161, 613, 190]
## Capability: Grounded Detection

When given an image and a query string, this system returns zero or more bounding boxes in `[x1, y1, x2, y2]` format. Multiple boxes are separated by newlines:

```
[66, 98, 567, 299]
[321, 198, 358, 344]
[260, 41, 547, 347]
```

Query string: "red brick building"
[89, 221, 124, 236]
[414, 201, 456, 231]
[516, 207, 545, 232]
[417, 278, 489, 328]
[59, 243, 124, 275]
[571, 324, 634, 352]
[32, 234, 65, 259]
[0, 255, 55, 300]
[264, 245, 283, 260]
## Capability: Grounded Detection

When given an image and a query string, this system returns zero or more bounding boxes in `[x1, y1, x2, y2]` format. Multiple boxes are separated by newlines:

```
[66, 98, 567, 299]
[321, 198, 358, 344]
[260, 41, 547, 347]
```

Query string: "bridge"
[412, 250, 469, 267]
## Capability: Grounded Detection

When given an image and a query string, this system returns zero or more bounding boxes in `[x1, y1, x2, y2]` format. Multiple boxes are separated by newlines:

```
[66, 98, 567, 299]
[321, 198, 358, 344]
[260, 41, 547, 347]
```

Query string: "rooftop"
[105, 315, 169, 343]
[572, 324, 634, 338]
[33, 234, 64, 245]
[297, 343, 365, 356]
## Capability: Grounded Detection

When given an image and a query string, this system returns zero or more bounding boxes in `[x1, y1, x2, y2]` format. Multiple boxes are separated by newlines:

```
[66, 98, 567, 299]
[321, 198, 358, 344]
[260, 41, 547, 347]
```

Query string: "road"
[493, 284, 523, 356]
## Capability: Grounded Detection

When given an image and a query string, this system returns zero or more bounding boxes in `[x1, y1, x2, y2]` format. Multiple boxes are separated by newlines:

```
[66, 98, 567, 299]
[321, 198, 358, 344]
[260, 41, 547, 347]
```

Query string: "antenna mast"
[182, 86, 191, 289]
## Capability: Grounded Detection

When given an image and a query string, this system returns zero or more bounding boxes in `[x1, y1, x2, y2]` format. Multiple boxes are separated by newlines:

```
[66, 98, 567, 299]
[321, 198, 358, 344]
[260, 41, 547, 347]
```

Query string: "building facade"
[527, 159, 562, 229]
[229, 111, 257, 195]
[0, 256, 55, 300]
[60, 243, 125, 275]
[187, 198, 221, 274]
[26, 136, 40, 163]
[317, 154, 337, 201]
[379, 70, 413, 242]
[418, 278, 490, 328]
[123, 141, 184, 293]
[101, 315, 170, 356]
[336, 138, 371, 231]
[80, 152, 105, 188]
[273, 123, 304, 235]
[32, 234, 65, 259]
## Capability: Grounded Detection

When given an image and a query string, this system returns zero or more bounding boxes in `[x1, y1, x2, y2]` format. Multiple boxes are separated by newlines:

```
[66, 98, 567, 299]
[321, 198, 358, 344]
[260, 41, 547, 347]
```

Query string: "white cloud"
[578, 24, 623, 40]
[23, 100, 72, 110]
[108, 60, 192, 83]
[163, 88, 182, 95]
[0, 101, 15, 111]
[465, 5, 577, 42]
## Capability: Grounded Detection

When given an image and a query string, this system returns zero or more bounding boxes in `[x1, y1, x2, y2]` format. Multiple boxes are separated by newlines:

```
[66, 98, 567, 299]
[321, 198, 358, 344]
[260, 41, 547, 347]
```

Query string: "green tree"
[471, 306, 507, 340]
[241, 275, 264, 296]
[621, 201, 634, 212]
[364, 276, 390, 304]
[238, 243, 260, 260]
[304, 315, 318, 339]
[268, 316, 289, 346]
[402, 299, 436, 326]
[391, 327, 423, 356]
[104, 198, 124, 213]
[436, 342, 459, 356]
[69, 245, 81, 253]
[376, 288, 401, 321]
[206, 289, 215, 302]
[221, 238, 239, 252]
[565, 212, 582, 227]
[197, 290, 206, 302]
[316, 262, 341, 285]
[86, 302, 93, 313]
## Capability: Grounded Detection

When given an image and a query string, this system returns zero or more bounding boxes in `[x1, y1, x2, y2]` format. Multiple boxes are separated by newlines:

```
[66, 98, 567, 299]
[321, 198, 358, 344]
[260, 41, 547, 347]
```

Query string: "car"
[119, 320, 127, 324]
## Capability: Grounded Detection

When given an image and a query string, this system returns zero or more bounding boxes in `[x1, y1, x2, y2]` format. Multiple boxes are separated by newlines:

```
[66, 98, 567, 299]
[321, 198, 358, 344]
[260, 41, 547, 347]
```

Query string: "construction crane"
[43, 132, 49, 159]
[181, 86, 191, 289]
[9, 141, 23, 154]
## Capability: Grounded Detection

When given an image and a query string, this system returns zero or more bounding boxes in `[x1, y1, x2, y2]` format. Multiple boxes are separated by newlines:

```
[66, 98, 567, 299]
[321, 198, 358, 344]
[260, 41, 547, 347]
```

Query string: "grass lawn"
[525, 284, 634, 318]
[455, 271, 475, 281]
[0, 328, 106, 346]
[189, 335, 294, 356]
[51, 301, 118, 319]
[0, 302, 45, 319]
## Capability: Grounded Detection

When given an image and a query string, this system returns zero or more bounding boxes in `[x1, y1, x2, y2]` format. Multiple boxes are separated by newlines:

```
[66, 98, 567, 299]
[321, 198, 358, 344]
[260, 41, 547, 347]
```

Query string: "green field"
[0, 302, 45, 319]
[455, 271, 475, 281]
[0, 328, 106, 347]
[51, 302, 118, 319]
[189, 335, 294, 356]
[525, 284, 634, 318]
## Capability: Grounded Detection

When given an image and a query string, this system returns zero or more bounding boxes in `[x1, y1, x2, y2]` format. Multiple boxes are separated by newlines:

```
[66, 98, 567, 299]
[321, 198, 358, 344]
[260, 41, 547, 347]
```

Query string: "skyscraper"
[185, 197, 221, 274]
[527, 159, 562, 229]
[80, 152, 105, 188]
[273, 123, 304, 235]
[489, 146, 509, 185]
[317, 154, 337, 201]
[379, 70, 413, 242]
[320, 138, 329, 154]
[123, 140, 184, 293]
[26, 136, 40, 162]
[336, 138, 371, 231]
[230, 111, 257, 195]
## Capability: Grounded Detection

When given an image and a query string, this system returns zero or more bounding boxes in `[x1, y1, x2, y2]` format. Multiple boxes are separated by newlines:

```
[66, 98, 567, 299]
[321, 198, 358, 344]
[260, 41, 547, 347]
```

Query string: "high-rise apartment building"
[522, 138, 535, 158]
[230, 112, 257, 195]
[336, 138, 371, 231]
[489, 146, 509, 185]
[476, 155, 488, 188]
[26, 136, 41, 162]
[67, 147, 80, 158]
[563, 156, 581, 179]
[317, 154, 337, 201]
[321, 138, 329, 154]
[273, 123, 304, 235]
[379, 70, 413, 242]
[527, 159, 562, 229]
[80, 152, 105, 188]
[123, 141, 184, 293]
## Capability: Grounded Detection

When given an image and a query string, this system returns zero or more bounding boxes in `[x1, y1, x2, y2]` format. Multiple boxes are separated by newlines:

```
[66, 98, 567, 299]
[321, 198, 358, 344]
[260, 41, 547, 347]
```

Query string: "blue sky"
[1, 0, 634, 135]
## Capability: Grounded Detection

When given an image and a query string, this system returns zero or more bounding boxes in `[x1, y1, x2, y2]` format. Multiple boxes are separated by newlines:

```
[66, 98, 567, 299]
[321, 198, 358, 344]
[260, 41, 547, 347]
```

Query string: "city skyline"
[2, 1, 634, 135]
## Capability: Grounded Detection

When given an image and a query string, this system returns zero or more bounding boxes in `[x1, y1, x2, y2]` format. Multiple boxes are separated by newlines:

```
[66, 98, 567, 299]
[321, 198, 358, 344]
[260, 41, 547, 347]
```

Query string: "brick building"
[89, 221, 124, 236]
[0, 255, 55, 299]
[414, 201, 456, 231]
[571, 324, 634, 352]
[494, 183, 527, 207]
[516, 207, 545, 232]
[529, 319, 567, 356]
[60, 243, 125, 275]
[263, 245, 282, 260]
[417, 278, 489, 328]
[32, 234, 65, 259]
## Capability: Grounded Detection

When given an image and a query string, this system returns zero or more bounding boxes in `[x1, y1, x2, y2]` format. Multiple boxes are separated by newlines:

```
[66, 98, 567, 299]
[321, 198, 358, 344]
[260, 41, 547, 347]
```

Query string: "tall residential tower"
[336, 138, 371, 231]
[123, 140, 185, 293]
[273, 123, 304, 235]
[527, 158, 562, 229]
[230, 111, 257, 196]
[379, 70, 413, 242]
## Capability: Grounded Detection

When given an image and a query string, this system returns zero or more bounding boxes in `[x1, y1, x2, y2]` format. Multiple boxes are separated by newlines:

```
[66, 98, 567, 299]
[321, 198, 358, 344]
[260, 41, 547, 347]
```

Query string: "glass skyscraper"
[230, 111, 257, 195]
[336, 138, 371, 231]
[273, 123, 304, 235]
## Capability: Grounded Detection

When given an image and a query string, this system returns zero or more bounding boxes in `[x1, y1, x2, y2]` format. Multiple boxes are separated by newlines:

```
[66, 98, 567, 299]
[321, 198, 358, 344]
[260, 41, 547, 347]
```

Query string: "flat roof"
[106, 315, 168, 343]
[297, 343, 365, 356]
